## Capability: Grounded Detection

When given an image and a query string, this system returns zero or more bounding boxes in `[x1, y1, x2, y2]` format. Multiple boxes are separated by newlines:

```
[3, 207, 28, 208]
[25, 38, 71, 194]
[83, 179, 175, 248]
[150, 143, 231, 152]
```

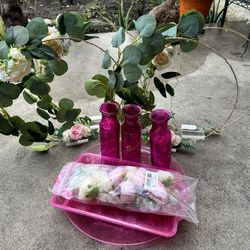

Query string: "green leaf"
[65, 108, 81, 121]
[37, 108, 50, 120]
[30, 44, 57, 60]
[59, 98, 74, 110]
[143, 32, 166, 56]
[123, 45, 142, 64]
[134, 15, 157, 37]
[178, 15, 200, 38]
[182, 10, 205, 33]
[9, 116, 24, 130]
[123, 64, 142, 83]
[165, 83, 175, 97]
[0, 83, 21, 107]
[161, 72, 181, 79]
[23, 90, 38, 104]
[19, 121, 48, 145]
[154, 77, 166, 98]
[86, 186, 99, 198]
[0, 83, 20, 99]
[108, 70, 116, 89]
[60, 121, 74, 132]
[0, 41, 9, 59]
[26, 17, 48, 40]
[25, 76, 50, 95]
[30, 142, 58, 152]
[102, 50, 112, 69]
[85, 75, 108, 98]
[0, 114, 13, 135]
[108, 70, 124, 90]
[48, 121, 55, 135]
[66, 25, 84, 40]
[111, 27, 125, 48]
[140, 113, 151, 129]
[37, 100, 53, 110]
[137, 43, 154, 65]
[6, 26, 29, 46]
[48, 60, 68, 76]
[180, 39, 198, 52]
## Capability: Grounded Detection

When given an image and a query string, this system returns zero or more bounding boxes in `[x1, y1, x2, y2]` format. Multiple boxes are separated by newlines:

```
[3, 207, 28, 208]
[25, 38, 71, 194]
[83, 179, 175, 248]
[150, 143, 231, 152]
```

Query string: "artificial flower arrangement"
[0, 10, 205, 149]
[51, 162, 198, 224]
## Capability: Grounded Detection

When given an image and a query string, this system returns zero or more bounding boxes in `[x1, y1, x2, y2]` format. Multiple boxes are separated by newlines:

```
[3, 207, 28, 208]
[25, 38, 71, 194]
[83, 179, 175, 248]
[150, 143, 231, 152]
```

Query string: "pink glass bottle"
[99, 102, 120, 158]
[121, 104, 142, 162]
[150, 109, 172, 169]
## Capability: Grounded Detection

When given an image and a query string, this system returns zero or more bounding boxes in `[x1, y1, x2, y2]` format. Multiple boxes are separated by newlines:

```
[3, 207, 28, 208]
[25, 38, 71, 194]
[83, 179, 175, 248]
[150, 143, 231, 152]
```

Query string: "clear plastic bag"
[51, 162, 198, 224]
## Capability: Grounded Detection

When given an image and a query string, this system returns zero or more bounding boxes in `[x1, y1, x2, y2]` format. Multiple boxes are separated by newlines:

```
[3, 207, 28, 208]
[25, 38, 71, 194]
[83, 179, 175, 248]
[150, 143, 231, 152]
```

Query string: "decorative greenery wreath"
[1, 10, 243, 149]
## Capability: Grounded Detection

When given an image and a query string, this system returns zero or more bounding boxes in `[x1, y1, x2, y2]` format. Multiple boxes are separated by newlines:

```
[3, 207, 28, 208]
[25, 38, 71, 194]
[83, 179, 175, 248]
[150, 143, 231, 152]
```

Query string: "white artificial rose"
[78, 177, 97, 200]
[0, 65, 9, 82]
[152, 50, 171, 70]
[42, 32, 64, 56]
[172, 135, 181, 146]
[9, 48, 25, 61]
[7, 59, 31, 83]
[62, 129, 70, 142]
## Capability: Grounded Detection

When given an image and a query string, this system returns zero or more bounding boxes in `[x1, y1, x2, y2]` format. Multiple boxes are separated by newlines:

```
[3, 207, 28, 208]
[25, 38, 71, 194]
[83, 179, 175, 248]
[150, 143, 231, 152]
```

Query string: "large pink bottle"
[99, 102, 120, 158]
[150, 109, 172, 169]
[121, 104, 142, 162]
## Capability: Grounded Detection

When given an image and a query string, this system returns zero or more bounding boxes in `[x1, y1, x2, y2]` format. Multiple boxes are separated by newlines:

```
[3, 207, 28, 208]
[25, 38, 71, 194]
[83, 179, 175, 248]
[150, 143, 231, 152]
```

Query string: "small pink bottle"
[150, 109, 172, 169]
[99, 102, 120, 158]
[121, 104, 142, 162]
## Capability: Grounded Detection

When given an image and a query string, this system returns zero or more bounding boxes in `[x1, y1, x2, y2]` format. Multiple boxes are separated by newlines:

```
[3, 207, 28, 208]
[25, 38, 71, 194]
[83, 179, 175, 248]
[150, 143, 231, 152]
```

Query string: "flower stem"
[0, 108, 10, 119]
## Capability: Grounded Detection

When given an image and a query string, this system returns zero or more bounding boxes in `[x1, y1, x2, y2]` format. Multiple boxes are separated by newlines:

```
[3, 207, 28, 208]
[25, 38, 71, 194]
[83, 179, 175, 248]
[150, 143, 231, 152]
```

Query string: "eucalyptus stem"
[0, 108, 10, 119]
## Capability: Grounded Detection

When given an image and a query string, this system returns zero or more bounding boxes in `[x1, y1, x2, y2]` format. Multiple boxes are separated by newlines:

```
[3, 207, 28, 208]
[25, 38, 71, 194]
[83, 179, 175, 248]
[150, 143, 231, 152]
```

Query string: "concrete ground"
[0, 20, 250, 250]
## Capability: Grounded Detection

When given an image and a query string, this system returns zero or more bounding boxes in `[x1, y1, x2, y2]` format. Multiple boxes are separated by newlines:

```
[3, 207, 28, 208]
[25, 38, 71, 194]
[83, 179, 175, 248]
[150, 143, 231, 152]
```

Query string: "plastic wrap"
[51, 162, 198, 224]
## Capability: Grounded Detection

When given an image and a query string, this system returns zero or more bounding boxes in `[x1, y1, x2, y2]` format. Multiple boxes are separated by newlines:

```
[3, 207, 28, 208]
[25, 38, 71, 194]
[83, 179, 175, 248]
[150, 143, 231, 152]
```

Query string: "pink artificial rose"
[119, 180, 136, 203]
[69, 124, 91, 141]
[171, 130, 176, 144]
[149, 182, 167, 201]
[108, 167, 126, 187]
[130, 168, 146, 187]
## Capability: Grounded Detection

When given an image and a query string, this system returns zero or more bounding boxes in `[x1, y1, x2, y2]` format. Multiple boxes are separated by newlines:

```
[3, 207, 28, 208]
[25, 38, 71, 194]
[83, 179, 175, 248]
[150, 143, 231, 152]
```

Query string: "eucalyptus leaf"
[165, 83, 175, 97]
[37, 100, 53, 110]
[108, 70, 124, 90]
[48, 60, 68, 76]
[123, 45, 141, 64]
[66, 25, 84, 40]
[123, 64, 142, 83]
[0, 114, 13, 135]
[6, 26, 29, 46]
[0, 92, 12, 107]
[26, 17, 48, 40]
[9, 116, 25, 130]
[30, 44, 57, 60]
[182, 10, 205, 33]
[157, 22, 176, 33]
[143, 32, 166, 56]
[137, 43, 154, 65]
[154, 77, 166, 98]
[180, 39, 198, 52]
[102, 50, 112, 69]
[37, 108, 50, 120]
[48, 120, 55, 135]
[85, 75, 107, 98]
[59, 98, 74, 110]
[134, 15, 157, 37]
[111, 27, 125, 48]
[0, 41, 9, 59]
[178, 15, 199, 38]
[108, 70, 116, 89]
[65, 108, 81, 121]
[25, 77, 51, 95]
[23, 90, 38, 104]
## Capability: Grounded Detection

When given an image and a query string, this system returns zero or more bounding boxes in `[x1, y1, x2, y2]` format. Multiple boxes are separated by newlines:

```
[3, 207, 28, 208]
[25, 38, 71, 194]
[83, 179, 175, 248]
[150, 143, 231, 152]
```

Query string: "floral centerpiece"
[0, 9, 205, 148]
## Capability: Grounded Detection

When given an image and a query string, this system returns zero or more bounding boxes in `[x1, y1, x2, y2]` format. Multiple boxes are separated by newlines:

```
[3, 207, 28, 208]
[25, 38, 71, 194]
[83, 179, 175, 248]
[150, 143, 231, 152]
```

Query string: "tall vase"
[150, 109, 172, 169]
[180, 0, 213, 18]
[99, 102, 120, 158]
[121, 104, 142, 162]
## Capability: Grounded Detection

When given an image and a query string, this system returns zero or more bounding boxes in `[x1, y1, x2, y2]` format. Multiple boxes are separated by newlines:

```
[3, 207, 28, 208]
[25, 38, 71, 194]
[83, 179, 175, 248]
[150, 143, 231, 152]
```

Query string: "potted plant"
[180, 0, 213, 18]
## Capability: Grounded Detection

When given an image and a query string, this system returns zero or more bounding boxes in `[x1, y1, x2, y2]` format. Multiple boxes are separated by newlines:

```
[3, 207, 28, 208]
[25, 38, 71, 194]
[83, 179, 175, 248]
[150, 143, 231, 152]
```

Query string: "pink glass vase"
[99, 102, 120, 158]
[121, 104, 142, 162]
[150, 109, 172, 169]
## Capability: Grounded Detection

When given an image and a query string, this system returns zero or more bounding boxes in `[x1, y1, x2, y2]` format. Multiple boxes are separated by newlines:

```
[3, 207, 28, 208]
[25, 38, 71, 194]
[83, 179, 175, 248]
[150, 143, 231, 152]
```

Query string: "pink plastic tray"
[50, 149, 186, 243]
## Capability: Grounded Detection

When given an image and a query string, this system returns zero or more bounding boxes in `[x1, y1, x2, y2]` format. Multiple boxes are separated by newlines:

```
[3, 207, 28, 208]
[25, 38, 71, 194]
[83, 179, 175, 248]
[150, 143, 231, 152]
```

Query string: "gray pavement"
[0, 21, 250, 250]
